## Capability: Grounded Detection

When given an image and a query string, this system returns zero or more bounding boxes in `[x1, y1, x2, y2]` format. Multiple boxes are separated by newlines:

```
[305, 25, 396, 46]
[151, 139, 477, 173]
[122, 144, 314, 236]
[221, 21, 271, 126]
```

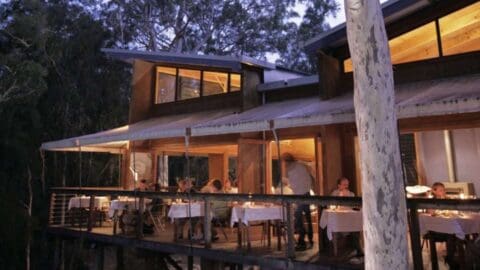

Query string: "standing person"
[281, 152, 314, 251]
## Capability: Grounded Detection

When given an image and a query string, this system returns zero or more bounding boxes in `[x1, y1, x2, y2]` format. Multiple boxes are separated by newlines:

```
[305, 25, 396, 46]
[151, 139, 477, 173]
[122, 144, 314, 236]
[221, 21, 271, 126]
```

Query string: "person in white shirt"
[275, 177, 294, 195]
[330, 177, 355, 197]
[282, 152, 314, 251]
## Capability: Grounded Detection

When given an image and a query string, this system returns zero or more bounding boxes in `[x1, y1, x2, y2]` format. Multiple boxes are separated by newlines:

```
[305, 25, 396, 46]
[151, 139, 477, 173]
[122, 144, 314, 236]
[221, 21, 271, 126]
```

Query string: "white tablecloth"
[418, 213, 480, 240]
[320, 209, 363, 240]
[68, 196, 110, 210]
[108, 198, 152, 218]
[230, 204, 283, 227]
[167, 202, 204, 222]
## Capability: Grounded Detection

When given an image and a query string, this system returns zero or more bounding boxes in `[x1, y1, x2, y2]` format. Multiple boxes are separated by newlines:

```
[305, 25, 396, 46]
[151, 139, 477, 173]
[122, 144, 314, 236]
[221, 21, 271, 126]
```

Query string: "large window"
[343, 2, 480, 72]
[155, 67, 176, 103]
[155, 66, 242, 104]
[203, 71, 228, 96]
[178, 69, 201, 100]
[439, 2, 480, 56]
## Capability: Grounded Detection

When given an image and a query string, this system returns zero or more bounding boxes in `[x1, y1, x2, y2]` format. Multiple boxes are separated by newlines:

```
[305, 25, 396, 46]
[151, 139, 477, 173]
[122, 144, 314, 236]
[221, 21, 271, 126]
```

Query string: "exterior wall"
[129, 60, 154, 123]
[242, 67, 262, 111]
[418, 128, 480, 196]
[208, 153, 228, 183]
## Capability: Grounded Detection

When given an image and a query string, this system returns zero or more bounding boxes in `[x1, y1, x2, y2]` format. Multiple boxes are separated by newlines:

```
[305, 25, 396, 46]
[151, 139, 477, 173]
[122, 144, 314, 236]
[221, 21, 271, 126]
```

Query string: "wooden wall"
[129, 60, 154, 124]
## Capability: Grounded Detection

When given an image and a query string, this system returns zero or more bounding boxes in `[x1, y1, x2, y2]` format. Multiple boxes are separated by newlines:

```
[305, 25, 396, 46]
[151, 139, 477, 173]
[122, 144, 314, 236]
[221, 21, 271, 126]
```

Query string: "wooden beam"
[399, 111, 480, 133]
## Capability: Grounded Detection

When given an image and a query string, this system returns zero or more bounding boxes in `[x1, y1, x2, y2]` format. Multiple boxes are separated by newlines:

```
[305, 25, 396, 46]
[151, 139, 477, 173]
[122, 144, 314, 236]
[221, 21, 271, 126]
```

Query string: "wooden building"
[42, 0, 480, 269]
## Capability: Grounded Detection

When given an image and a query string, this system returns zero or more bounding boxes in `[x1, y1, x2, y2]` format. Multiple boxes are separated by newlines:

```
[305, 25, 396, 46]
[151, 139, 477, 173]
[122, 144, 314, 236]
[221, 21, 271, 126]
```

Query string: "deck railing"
[48, 187, 480, 269]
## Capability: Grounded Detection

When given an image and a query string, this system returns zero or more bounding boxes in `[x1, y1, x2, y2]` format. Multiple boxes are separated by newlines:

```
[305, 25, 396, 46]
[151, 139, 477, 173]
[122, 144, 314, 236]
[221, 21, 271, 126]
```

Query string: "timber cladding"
[150, 91, 241, 117]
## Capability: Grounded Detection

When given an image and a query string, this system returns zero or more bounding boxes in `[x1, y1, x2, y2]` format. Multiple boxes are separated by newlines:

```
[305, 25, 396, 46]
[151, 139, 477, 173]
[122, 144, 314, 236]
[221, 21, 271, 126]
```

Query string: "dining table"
[167, 201, 205, 241]
[230, 203, 284, 250]
[67, 196, 110, 227]
[109, 197, 152, 234]
[68, 195, 110, 210]
[319, 208, 363, 256]
[418, 212, 480, 270]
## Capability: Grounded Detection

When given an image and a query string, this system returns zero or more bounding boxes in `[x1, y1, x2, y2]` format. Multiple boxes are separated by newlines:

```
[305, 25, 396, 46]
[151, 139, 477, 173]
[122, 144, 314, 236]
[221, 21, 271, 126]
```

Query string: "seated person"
[427, 182, 458, 268]
[330, 177, 355, 197]
[199, 179, 229, 241]
[136, 179, 150, 191]
[174, 179, 201, 240]
[224, 179, 238, 194]
[329, 177, 362, 257]
[177, 179, 187, 193]
[431, 182, 446, 199]
[274, 177, 294, 195]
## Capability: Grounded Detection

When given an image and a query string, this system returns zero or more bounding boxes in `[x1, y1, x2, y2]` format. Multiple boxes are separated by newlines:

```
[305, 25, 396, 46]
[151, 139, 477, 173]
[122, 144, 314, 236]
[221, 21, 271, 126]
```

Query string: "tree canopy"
[0, 0, 338, 268]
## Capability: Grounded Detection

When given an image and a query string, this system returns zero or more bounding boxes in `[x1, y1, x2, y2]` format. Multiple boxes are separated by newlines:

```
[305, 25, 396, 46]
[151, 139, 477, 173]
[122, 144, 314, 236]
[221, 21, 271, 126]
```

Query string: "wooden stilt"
[116, 246, 124, 270]
[53, 237, 60, 270]
[188, 255, 193, 270]
[94, 244, 104, 270]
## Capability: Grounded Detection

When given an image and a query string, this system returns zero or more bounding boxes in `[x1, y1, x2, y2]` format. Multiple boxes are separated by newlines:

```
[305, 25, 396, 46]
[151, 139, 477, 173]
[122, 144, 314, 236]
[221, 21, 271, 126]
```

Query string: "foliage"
[92, 0, 338, 72]
[0, 0, 337, 268]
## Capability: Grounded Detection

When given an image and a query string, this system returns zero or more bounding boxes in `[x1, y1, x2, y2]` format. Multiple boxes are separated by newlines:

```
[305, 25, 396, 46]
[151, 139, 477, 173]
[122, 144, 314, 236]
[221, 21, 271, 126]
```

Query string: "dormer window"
[154, 66, 242, 104]
[343, 1, 480, 72]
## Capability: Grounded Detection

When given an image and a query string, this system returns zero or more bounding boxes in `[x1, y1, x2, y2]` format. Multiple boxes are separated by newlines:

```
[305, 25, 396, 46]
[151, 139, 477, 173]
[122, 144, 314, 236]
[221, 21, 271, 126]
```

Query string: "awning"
[192, 73, 480, 136]
[41, 109, 234, 152]
[42, 73, 480, 152]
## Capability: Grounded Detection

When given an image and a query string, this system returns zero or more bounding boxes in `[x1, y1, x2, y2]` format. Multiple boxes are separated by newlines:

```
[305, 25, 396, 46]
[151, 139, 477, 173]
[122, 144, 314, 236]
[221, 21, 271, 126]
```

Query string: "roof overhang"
[102, 48, 276, 72]
[41, 74, 480, 152]
[303, 0, 431, 54]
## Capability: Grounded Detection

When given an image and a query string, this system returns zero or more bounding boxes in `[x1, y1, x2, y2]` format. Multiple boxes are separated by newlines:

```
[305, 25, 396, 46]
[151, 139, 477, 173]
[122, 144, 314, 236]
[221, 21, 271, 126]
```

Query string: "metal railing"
[48, 187, 480, 269]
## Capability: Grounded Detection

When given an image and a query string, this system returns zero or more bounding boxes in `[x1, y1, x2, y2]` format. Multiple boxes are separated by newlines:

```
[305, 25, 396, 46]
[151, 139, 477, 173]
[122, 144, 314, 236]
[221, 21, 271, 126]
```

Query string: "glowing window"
[439, 2, 480, 56]
[203, 71, 228, 96]
[230, 73, 241, 92]
[344, 22, 439, 72]
[178, 69, 201, 100]
[155, 67, 176, 104]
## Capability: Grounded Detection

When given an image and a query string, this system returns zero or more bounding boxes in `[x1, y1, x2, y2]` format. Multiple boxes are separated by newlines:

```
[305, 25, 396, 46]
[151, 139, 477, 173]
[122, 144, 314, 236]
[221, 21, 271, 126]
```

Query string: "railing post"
[204, 197, 212, 248]
[408, 205, 423, 270]
[136, 196, 145, 239]
[317, 205, 323, 252]
[286, 201, 295, 259]
[87, 195, 95, 231]
[49, 193, 56, 225]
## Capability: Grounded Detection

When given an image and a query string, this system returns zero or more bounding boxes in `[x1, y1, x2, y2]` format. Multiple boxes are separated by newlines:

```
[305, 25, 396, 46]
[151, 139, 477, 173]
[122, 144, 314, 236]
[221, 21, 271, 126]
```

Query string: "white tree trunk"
[344, 0, 408, 269]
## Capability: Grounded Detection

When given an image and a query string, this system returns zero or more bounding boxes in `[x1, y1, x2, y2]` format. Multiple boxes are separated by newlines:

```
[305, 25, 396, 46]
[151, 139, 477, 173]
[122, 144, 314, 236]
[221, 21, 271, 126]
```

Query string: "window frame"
[342, 2, 480, 73]
[153, 65, 242, 104]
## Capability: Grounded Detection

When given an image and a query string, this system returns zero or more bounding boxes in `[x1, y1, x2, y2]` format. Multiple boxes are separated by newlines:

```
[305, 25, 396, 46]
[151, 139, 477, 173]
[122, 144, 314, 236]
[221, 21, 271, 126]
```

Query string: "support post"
[88, 195, 95, 231]
[94, 244, 104, 270]
[136, 197, 145, 239]
[116, 246, 124, 270]
[286, 202, 295, 259]
[408, 206, 423, 270]
[53, 237, 60, 270]
[204, 198, 212, 248]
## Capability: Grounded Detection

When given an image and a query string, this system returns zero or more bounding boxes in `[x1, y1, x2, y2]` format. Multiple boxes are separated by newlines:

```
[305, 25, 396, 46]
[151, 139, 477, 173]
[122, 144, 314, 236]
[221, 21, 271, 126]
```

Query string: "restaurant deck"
[47, 188, 480, 270]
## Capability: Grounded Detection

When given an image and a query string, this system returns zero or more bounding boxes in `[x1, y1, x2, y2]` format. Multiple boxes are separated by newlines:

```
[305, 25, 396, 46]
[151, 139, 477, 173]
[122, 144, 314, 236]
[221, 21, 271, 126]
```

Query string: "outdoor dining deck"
[47, 188, 480, 270]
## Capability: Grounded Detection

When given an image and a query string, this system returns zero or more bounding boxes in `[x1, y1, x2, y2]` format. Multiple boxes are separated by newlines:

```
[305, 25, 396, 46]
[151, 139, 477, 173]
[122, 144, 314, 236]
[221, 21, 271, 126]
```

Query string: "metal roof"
[303, 0, 431, 54]
[41, 73, 480, 152]
[193, 73, 480, 136]
[102, 48, 276, 72]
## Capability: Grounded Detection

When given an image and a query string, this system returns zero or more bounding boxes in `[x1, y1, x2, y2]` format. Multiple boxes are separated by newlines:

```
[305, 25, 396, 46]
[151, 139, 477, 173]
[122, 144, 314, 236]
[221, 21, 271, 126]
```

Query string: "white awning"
[42, 73, 480, 152]
[41, 109, 234, 152]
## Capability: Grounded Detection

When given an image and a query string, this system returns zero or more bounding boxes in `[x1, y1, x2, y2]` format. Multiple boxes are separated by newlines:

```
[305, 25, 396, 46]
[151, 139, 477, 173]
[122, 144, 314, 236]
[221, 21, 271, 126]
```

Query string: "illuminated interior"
[154, 66, 242, 104]
[439, 2, 480, 56]
[343, 2, 480, 72]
